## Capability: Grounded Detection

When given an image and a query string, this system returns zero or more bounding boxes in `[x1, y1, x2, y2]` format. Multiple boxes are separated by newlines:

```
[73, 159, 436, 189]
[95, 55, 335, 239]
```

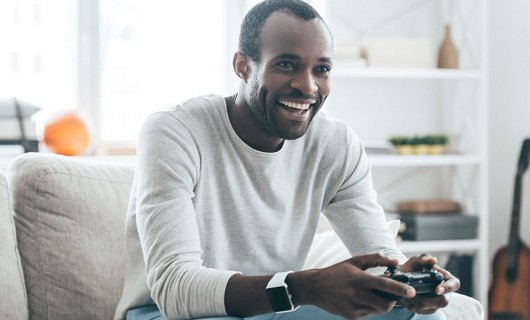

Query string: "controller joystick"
[385, 265, 397, 274]
[373, 265, 444, 301]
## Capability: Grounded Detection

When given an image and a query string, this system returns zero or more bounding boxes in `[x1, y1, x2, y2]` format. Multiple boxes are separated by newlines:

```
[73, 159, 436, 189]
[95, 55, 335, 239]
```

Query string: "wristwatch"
[266, 271, 299, 313]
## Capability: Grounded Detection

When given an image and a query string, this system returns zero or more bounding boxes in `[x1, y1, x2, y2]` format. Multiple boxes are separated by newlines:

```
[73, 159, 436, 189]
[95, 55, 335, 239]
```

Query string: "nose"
[290, 70, 318, 95]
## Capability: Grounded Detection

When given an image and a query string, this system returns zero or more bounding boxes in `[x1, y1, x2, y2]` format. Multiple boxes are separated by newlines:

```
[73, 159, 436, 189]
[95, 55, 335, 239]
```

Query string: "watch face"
[266, 286, 293, 311]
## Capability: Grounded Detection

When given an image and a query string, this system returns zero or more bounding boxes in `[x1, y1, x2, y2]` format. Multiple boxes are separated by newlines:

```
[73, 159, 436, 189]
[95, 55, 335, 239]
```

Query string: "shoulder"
[301, 112, 366, 174]
[141, 95, 225, 135]
[306, 111, 361, 151]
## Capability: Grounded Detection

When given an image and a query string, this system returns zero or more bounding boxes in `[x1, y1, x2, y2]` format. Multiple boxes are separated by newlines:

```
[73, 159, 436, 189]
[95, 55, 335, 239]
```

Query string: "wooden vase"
[437, 24, 458, 69]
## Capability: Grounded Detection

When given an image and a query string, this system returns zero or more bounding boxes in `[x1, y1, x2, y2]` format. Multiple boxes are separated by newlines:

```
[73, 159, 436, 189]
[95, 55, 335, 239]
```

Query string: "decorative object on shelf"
[334, 41, 367, 69]
[398, 213, 478, 241]
[423, 134, 449, 154]
[388, 134, 448, 155]
[388, 135, 413, 155]
[397, 199, 462, 214]
[43, 111, 91, 156]
[361, 37, 433, 68]
[0, 97, 40, 153]
[437, 24, 459, 69]
[409, 136, 429, 155]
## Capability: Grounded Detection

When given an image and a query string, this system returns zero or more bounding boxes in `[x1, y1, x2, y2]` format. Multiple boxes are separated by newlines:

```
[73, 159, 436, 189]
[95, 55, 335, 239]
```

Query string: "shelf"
[398, 239, 481, 253]
[367, 154, 481, 167]
[331, 67, 481, 80]
[326, 0, 488, 305]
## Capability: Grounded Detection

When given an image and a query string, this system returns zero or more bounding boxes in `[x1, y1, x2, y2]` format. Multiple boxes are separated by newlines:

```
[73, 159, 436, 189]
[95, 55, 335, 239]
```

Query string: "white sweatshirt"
[114, 95, 405, 320]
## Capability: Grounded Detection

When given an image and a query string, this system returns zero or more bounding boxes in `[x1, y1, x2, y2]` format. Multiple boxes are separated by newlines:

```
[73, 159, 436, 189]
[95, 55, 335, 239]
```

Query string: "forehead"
[259, 11, 333, 62]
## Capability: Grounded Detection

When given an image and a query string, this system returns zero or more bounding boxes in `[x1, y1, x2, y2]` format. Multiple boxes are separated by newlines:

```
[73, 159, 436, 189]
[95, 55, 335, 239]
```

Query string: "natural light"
[99, 0, 227, 141]
[1, 0, 228, 147]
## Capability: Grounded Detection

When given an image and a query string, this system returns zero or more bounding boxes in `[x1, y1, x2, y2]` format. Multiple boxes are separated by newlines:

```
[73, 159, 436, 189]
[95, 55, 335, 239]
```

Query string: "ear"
[233, 52, 252, 82]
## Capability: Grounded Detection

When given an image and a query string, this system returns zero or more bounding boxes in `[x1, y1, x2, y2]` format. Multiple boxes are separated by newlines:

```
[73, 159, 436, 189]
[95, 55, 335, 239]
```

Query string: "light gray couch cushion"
[0, 169, 28, 320]
[8, 153, 134, 320]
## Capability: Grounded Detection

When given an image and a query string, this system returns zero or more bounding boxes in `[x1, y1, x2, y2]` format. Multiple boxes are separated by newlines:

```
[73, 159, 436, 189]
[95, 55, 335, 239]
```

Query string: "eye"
[278, 61, 295, 70]
[315, 65, 331, 74]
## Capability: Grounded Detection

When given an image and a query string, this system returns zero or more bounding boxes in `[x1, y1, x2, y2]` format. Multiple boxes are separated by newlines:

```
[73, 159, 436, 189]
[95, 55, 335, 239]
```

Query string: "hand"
[293, 253, 416, 319]
[398, 254, 460, 314]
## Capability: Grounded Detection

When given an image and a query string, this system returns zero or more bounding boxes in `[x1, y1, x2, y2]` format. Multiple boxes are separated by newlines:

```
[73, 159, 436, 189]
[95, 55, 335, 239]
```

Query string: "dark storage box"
[399, 213, 478, 241]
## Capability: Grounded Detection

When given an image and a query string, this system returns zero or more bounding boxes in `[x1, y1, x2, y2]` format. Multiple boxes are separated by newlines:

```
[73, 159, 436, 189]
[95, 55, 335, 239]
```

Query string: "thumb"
[348, 253, 400, 270]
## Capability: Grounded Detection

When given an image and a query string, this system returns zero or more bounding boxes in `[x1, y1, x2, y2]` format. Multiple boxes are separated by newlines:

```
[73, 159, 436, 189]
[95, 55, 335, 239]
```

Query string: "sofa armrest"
[7, 153, 134, 320]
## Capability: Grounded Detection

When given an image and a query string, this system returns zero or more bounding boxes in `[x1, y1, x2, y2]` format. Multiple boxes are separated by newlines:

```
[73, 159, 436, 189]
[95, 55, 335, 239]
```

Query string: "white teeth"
[279, 100, 312, 110]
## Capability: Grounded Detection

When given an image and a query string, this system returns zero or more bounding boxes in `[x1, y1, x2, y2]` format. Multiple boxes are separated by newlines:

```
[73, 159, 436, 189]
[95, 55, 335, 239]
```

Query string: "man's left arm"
[322, 130, 406, 264]
[322, 130, 458, 313]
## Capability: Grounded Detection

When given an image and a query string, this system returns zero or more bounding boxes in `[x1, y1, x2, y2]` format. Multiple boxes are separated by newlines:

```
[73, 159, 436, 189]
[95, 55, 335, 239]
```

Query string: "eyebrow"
[275, 53, 333, 63]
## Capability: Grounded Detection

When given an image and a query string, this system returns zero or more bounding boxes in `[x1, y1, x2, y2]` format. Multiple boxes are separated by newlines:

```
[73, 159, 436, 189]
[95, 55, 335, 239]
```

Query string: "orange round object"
[44, 113, 90, 156]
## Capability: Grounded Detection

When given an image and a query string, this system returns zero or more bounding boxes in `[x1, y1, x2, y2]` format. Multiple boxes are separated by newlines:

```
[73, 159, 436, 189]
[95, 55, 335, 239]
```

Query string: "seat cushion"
[8, 153, 135, 320]
[0, 169, 28, 320]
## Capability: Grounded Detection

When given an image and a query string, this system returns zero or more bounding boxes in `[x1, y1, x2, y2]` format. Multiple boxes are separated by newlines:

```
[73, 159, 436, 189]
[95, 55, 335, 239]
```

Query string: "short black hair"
[239, 0, 329, 62]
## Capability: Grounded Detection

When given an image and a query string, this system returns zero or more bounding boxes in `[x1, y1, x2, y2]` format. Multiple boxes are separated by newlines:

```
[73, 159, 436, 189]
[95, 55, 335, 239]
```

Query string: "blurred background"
[1, 0, 529, 308]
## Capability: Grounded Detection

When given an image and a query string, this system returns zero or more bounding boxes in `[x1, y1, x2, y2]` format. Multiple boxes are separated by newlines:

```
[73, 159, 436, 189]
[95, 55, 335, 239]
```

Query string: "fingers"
[348, 253, 400, 270]
[401, 264, 454, 315]
[400, 253, 437, 272]
[433, 265, 460, 294]
[402, 294, 449, 314]
[370, 275, 416, 300]
[401, 298, 439, 314]
[314, 258, 404, 319]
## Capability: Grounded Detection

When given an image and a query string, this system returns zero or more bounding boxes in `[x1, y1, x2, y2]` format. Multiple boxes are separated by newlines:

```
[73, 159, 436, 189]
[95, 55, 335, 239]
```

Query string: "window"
[1, 0, 230, 152]
[99, 0, 228, 142]
[0, 0, 77, 113]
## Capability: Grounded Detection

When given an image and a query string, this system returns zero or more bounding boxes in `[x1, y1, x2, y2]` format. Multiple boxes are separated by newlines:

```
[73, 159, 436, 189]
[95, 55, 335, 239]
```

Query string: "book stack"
[0, 98, 40, 154]
[396, 199, 478, 241]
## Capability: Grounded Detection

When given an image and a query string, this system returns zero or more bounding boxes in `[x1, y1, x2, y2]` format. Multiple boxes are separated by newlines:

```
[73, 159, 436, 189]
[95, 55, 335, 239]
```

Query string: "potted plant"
[426, 134, 448, 155]
[410, 135, 429, 155]
[388, 136, 413, 155]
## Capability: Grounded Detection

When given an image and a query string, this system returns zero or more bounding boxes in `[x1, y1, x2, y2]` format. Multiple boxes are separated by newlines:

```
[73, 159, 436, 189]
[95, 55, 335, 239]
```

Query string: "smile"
[278, 99, 314, 110]
[277, 99, 317, 116]
[276, 99, 316, 120]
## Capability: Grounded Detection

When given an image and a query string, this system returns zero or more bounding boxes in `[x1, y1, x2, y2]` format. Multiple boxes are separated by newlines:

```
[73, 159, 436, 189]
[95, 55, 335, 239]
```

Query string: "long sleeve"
[115, 96, 406, 319]
[135, 112, 239, 319]
[322, 129, 407, 265]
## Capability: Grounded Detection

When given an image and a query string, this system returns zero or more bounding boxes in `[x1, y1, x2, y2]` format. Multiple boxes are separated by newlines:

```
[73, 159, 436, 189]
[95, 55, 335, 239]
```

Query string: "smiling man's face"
[245, 10, 333, 140]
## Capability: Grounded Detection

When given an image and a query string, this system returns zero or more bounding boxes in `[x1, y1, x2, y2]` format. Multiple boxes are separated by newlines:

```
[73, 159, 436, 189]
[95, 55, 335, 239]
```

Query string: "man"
[115, 1, 464, 319]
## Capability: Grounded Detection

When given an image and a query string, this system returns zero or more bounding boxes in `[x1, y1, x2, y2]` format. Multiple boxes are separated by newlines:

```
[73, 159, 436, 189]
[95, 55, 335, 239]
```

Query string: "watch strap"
[266, 271, 299, 313]
[266, 271, 293, 288]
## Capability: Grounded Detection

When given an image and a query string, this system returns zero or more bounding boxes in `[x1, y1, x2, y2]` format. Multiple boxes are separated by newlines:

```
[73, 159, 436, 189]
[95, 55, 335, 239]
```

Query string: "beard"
[247, 75, 316, 140]
[247, 75, 282, 137]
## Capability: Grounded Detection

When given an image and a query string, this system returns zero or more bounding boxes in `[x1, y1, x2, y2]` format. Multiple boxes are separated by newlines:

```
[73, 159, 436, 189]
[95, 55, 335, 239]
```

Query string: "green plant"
[388, 134, 449, 146]
[431, 134, 448, 145]
[423, 135, 436, 145]
[422, 134, 448, 145]
[388, 135, 409, 146]
[409, 135, 424, 145]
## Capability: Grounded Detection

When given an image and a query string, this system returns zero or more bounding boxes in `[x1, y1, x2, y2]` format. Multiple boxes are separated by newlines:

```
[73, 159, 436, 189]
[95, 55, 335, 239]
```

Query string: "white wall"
[321, 0, 486, 230]
[488, 0, 530, 263]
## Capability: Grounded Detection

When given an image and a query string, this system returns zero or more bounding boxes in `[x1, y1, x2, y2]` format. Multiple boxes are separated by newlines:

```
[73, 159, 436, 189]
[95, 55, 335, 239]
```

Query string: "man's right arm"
[224, 254, 416, 319]
[136, 112, 240, 319]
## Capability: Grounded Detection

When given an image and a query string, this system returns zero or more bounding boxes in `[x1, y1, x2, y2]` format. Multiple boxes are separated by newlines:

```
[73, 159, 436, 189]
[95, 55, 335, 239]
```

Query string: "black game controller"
[373, 265, 445, 301]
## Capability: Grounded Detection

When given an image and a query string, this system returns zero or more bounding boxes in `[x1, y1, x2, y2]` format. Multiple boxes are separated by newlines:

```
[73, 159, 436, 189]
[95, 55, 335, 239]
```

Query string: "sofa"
[0, 153, 484, 319]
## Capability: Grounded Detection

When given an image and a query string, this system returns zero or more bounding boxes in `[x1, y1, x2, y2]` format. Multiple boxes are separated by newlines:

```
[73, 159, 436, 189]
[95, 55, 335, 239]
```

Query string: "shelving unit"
[368, 155, 482, 167]
[322, 0, 489, 306]
[332, 67, 480, 80]
[399, 239, 482, 254]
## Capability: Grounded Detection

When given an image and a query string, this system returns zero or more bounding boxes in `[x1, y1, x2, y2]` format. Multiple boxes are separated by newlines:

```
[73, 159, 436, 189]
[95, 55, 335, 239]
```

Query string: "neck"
[509, 174, 523, 246]
[225, 93, 284, 152]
